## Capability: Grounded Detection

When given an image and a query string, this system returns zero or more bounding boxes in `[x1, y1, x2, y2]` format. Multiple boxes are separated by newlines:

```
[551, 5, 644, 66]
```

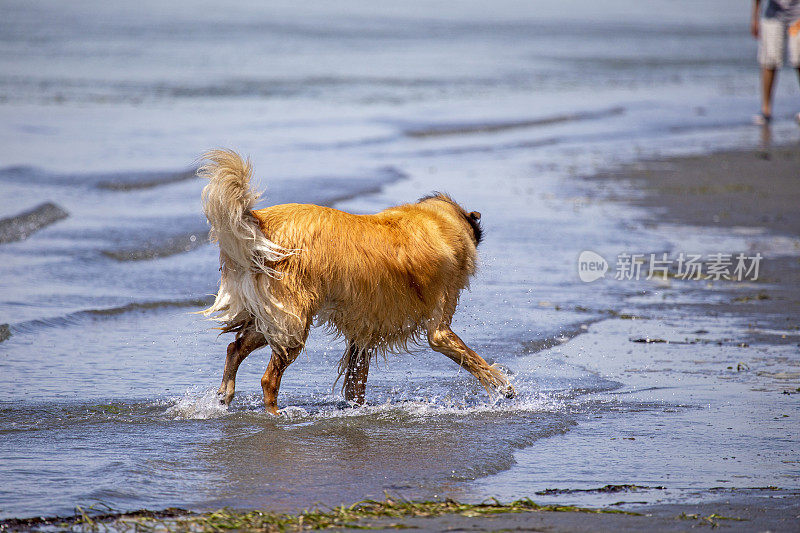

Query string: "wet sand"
[343, 490, 799, 532]
[593, 144, 800, 236]
[587, 144, 800, 343]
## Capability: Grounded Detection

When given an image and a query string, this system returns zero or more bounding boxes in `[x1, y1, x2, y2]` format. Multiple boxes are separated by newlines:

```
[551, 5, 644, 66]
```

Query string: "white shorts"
[759, 17, 800, 68]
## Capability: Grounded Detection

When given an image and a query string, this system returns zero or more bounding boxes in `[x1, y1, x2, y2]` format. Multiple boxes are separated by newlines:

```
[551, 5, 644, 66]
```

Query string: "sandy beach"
[339, 490, 799, 532]
[1, 1, 799, 530]
[586, 144, 800, 343]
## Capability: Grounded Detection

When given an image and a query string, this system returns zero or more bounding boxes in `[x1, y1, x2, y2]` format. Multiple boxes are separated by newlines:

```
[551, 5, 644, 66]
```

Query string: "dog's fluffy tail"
[199, 149, 291, 276]
[198, 149, 297, 347]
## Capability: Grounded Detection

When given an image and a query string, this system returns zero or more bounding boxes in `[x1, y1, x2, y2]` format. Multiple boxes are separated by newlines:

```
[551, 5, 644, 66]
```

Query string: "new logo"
[578, 250, 608, 283]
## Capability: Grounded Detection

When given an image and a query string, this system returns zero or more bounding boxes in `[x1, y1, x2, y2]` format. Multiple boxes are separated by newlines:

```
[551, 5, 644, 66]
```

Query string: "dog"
[199, 149, 514, 414]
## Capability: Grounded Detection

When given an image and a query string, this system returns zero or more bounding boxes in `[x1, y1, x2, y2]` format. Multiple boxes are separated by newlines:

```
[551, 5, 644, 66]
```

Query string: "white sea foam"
[165, 388, 229, 420]
[302, 389, 564, 422]
[162, 384, 563, 423]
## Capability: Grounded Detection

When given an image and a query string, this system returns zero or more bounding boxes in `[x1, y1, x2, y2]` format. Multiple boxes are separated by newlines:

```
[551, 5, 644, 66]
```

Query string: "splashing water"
[165, 388, 229, 420]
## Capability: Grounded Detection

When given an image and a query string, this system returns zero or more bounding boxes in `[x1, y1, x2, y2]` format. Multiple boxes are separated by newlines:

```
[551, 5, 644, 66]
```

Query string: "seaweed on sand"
[4, 496, 640, 532]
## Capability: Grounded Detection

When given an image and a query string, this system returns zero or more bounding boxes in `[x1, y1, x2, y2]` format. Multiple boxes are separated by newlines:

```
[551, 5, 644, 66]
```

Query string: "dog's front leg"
[427, 325, 515, 399]
[218, 328, 266, 405]
[261, 345, 302, 415]
[343, 343, 370, 405]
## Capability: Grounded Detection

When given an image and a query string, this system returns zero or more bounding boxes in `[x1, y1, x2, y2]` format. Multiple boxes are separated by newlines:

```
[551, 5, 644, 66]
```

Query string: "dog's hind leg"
[218, 326, 266, 405]
[342, 342, 370, 405]
[261, 343, 305, 415]
[261, 320, 311, 415]
[427, 324, 515, 398]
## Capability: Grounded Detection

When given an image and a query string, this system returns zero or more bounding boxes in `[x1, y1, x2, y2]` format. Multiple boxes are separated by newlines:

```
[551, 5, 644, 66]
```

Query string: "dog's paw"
[217, 380, 236, 405]
[486, 364, 515, 399]
[501, 384, 516, 399]
[217, 389, 234, 406]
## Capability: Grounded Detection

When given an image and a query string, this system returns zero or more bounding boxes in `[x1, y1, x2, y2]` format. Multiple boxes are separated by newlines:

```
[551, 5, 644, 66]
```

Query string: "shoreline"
[3, 143, 798, 531]
[2, 488, 797, 532]
[584, 143, 800, 345]
[587, 143, 800, 238]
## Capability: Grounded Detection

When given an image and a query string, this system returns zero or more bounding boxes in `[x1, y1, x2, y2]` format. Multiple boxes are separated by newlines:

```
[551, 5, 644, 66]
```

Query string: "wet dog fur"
[199, 149, 514, 414]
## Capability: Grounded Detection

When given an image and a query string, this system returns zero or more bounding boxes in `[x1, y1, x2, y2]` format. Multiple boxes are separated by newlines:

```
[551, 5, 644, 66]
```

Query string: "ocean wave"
[308, 166, 408, 206]
[403, 137, 559, 157]
[96, 169, 197, 191]
[9, 297, 213, 334]
[0, 165, 198, 191]
[520, 320, 602, 355]
[101, 230, 209, 261]
[0, 202, 69, 244]
[0, 400, 165, 433]
[0, 74, 506, 105]
[402, 106, 625, 138]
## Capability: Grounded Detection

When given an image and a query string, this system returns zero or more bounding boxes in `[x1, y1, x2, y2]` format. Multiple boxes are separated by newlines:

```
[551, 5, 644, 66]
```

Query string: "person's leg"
[761, 67, 778, 118]
[792, 68, 800, 124]
[789, 21, 800, 122]
[758, 18, 785, 120]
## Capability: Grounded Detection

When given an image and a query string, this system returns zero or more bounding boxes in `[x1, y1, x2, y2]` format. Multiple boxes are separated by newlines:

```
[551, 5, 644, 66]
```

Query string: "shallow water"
[1, 0, 799, 520]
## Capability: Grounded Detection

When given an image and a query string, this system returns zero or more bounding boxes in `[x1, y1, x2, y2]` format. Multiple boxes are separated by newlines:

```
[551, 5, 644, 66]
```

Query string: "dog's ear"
[468, 211, 481, 221]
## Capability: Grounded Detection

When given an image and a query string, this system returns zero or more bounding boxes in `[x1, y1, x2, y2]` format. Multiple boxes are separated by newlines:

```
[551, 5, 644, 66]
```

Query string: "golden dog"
[199, 149, 514, 414]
